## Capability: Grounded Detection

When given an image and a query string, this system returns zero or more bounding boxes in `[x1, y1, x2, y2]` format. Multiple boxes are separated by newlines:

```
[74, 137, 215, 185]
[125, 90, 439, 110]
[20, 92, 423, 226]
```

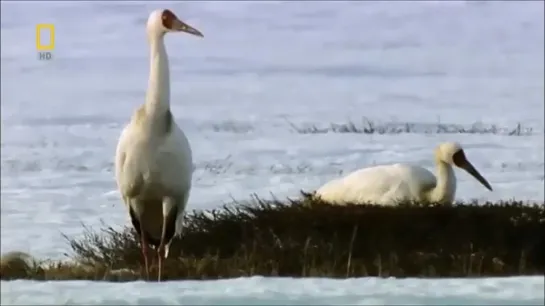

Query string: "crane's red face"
[161, 9, 203, 37]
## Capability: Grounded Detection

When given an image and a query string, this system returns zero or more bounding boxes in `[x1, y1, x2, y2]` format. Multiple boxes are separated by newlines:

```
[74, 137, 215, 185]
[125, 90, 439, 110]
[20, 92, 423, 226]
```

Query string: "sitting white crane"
[114, 9, 203, 281]
[315, 142, 493, 205]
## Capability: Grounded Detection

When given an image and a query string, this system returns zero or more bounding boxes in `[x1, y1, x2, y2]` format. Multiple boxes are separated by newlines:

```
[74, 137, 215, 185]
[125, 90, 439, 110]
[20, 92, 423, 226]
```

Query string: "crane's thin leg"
[157, 197, 177, 282]
[157, 220, 167, 282]
[139, 226, 151, 281]
[157, 213, 173, 282]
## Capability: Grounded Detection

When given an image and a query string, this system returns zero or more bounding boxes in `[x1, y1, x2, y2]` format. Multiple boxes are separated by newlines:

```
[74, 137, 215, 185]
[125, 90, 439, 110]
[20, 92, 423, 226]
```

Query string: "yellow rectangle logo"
[36, 24, 55, 51]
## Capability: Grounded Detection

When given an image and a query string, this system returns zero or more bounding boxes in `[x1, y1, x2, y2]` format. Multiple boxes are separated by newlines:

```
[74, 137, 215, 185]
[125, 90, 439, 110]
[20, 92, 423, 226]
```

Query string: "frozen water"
[1, 276, 544, 305]
[1, 1, 544, 261]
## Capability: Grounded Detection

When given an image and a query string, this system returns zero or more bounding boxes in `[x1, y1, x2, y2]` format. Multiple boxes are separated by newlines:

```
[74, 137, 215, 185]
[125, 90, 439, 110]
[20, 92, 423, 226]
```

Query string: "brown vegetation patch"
[3, 194, 544, 282]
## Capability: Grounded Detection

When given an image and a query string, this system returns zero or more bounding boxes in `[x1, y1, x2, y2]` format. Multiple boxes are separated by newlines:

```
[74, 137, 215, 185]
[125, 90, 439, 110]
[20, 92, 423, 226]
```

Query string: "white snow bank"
[1, 276, 543, 305]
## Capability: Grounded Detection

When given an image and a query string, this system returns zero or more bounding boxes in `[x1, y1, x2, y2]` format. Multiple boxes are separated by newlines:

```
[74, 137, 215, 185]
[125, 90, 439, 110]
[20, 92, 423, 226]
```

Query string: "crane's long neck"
[429, 161, 457, 204]
[145, 34, 171, 117]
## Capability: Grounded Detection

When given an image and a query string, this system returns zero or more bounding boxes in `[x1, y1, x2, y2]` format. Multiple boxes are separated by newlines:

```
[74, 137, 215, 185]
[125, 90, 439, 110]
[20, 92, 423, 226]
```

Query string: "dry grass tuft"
[3, 193, 544, 282]
[287, 118, 537, 136]
[0, 251, 45, 280]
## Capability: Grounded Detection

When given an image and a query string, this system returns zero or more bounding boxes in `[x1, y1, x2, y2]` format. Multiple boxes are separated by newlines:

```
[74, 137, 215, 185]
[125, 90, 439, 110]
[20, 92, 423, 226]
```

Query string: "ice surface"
[1, 276, 544, 305]
[1, 0, 543, 264]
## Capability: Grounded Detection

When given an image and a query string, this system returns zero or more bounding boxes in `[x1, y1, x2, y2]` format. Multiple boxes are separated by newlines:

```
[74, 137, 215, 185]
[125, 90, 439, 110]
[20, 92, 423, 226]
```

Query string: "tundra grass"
[2, 193, 544, 281]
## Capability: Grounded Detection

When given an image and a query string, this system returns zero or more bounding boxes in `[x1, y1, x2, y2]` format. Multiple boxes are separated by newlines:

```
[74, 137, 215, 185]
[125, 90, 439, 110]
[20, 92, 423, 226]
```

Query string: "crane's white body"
[115, 112, 193, 238]
[316, 163, 455, 205]
[114, 10, 197, 263]
[315, 142, 492, 206]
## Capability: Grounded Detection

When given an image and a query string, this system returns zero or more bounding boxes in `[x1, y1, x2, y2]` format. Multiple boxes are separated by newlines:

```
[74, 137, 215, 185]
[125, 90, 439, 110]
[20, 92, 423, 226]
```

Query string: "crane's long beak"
[172, 19, 204, 37]
[452, 150, 493, 191]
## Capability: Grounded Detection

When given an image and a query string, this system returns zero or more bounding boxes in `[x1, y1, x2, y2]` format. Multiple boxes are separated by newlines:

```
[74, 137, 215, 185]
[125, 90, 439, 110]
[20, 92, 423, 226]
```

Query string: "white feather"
[115, 116, 193, 234]
[316, 163, 437, 205]
[315, 142, 492, 205]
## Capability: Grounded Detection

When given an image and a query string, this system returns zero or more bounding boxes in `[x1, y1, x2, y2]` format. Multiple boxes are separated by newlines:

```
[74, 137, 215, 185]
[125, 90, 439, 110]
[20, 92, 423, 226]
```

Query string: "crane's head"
[147, 9, 204, 38]
[435, 142, 493, 191]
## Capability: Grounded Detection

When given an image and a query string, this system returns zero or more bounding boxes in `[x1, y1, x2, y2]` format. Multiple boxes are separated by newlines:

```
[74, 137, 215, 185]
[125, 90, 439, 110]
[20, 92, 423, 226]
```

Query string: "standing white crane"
[315, 142, 493, 205]
[114, 9, 203, 281]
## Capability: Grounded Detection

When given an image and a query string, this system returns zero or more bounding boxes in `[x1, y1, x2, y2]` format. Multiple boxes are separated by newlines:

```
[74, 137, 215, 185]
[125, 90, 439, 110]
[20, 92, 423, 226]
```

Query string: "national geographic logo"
[36, 24, 54, 60]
